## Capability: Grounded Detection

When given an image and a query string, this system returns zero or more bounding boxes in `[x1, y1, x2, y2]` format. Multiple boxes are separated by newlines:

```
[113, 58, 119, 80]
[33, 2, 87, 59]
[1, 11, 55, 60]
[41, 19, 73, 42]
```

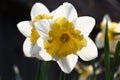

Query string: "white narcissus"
[95, 14, 120, 52]
[34, 2, 98, 73]
[17, 3, 53, 60]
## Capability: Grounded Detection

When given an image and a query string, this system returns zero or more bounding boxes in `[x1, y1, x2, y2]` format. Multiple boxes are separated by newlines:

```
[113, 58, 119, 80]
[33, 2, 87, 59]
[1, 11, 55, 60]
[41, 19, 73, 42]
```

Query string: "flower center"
[44, 17, 87, 58]
[61, 33, 70, 42]
[30, 14, 53, 45]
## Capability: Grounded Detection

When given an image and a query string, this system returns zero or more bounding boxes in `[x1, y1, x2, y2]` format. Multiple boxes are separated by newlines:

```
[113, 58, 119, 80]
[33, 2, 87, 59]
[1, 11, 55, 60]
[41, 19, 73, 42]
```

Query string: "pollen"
[30, 14, 53, 45]
[44, 17, 87, 58]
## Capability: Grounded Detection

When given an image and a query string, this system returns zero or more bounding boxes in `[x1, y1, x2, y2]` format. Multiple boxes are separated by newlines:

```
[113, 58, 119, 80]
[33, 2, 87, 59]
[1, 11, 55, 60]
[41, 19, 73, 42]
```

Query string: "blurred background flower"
[95, 14, 120, 53]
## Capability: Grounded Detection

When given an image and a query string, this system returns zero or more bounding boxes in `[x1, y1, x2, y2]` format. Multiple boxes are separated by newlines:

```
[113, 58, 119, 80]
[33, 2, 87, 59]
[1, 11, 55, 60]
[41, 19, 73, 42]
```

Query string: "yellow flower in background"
[17, 3, 53, 60]
[114, 66, 120, 79]
[34, 2, 98, 73]
[95, 14, 120, 52]
[79, 65, 93, 80]
[77, 65, 102, 80]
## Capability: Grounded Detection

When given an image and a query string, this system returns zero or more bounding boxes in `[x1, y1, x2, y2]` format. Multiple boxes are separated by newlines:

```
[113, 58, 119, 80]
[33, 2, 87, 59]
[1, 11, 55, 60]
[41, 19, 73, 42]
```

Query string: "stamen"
[61, 33, 69, 42]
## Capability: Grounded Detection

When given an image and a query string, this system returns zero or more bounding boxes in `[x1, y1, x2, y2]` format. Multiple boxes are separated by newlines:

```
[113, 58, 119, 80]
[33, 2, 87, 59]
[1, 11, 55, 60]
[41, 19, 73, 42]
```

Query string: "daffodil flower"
[95, 15, 120, 52]
[34, 2, 98, 73]
[79, 65, 93, 80]
[79, 65, 102, 80]
[17, 3, 53, 60]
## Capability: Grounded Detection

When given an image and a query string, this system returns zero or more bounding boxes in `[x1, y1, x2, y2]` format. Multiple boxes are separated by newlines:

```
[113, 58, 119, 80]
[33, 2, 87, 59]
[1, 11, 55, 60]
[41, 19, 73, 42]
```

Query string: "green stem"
[37, 60, 42, 80]
[59, 71, 66, 80]
[90, 60, 96, 80]
[37, 60, 51, 80]
[44, 62, 51, 80]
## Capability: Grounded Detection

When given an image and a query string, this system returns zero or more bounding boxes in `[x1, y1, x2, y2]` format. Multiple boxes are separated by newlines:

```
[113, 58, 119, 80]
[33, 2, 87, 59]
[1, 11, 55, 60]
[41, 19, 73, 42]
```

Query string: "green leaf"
[104, 19, 110, 80]
[111, 41, 120, 79]
[113, 41, 120, 69]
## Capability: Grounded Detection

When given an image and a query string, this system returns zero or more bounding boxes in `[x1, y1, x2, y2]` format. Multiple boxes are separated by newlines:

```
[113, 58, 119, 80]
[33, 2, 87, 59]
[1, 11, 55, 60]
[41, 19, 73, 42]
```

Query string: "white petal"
[50, 9, 55, 16]
[34, 38, 52, 61]
[95, 32, 104, 48]
[102, 14, 111, 26]
[57, 54, 78, 73]
[31, 3, 50, 20]
[34, 19, 51, 41]
[75, 16, 95, 37]
[53, 2, 77, 21]
[77, 38, 98, 61]
[109, 40, 117, 52]
[23, 38, 33, 57]
[114, 22, 120, 33]
[17, 21, 32, 37]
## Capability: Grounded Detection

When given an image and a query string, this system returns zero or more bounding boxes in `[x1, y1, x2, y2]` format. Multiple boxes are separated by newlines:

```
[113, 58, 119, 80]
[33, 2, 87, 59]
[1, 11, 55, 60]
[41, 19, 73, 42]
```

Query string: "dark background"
[0, 0, 120, 80]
